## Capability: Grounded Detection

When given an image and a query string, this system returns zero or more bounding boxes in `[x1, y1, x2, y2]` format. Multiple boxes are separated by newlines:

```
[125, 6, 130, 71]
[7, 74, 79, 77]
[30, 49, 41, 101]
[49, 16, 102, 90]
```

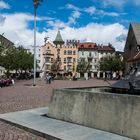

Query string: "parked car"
[0, 79, 12, 88]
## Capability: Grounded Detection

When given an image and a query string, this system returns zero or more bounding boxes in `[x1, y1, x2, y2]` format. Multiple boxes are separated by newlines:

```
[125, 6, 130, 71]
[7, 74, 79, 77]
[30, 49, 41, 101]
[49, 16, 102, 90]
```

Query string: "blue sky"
[0, 0, 140, 51]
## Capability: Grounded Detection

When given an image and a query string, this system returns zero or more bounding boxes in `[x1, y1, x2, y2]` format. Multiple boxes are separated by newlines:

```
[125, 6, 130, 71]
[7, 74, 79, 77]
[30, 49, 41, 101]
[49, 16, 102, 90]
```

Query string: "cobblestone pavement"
[0, 78, 116, 140]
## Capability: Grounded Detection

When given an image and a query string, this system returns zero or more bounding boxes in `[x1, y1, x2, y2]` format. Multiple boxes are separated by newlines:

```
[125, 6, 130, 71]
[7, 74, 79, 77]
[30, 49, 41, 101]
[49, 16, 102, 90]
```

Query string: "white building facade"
[78, 43, 115, 78]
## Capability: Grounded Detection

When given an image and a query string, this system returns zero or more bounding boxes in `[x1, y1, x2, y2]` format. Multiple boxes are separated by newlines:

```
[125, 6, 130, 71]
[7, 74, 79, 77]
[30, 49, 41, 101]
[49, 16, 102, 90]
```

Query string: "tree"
[0, 45, 34, 78]
[77, 58, 91, 76]
[51, 59, 61, 74]
[99, 55, 125, 72]
[0, 44, 16, 74]
[13, 46, 34, 74]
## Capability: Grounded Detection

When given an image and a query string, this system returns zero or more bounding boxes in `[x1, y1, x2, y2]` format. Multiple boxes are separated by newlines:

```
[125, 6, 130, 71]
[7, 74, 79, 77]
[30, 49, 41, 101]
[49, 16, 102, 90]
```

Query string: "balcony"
[67, 61, 73, 64]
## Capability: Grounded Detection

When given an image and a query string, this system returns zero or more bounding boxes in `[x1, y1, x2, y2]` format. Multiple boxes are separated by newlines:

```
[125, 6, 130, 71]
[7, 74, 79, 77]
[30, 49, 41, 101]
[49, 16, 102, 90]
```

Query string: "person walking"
[48, 74, 52, 84]
[45, 74, 49, 84]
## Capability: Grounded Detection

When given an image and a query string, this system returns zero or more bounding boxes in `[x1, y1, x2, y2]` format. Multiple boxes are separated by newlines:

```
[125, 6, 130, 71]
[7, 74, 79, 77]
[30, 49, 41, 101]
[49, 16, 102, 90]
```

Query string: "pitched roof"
[124, 23, 140, 62]
[98, 45, 115, 51]
[78, 42, 96, 49]
[131, 23, 140, 45]
[53, 30, 64, 45]
[78, 42, 115, 52]
[0, 34, 14, 47]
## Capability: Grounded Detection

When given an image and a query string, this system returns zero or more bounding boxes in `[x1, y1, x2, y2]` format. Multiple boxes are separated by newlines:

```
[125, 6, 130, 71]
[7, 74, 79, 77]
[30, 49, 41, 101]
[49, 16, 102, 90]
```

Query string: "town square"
[0, 0, 140, 140]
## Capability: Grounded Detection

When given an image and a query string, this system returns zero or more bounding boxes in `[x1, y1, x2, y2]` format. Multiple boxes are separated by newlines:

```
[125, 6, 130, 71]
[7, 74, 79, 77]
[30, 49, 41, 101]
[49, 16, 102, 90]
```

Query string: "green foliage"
[51, 60, 61, 73]
[99, 55, 125, 72]
[0, 45, 34, 77]
[77, 58, 91, 75]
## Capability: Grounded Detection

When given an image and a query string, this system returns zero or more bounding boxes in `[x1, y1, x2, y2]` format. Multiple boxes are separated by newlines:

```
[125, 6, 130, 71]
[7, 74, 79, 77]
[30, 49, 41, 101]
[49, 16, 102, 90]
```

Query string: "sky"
[0, 0, 140, 51]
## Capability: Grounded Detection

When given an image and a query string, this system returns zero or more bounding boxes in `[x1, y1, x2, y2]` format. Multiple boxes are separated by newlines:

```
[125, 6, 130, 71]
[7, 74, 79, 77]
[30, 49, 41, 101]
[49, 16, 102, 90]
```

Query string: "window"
[89, 52, 91, 57]
[67, 57, 72, 63]
[45, 58, 50, 63]
[81, 45, 84, 48]
[38, 54, 41, 57]
[81, 58, 85, 61]
[68, 50, 72, 55]
[64, 50, 66, 55]
[82, 51, 84, 55]
[88, 45, 91, 48]
[73, 58, 76, 62]
[64, 58, 66, 63]
[46, 50, 51, 54]
[95, 59, 97, 63]
[73, 50, 76, 55]
[88, 58, 92, 62]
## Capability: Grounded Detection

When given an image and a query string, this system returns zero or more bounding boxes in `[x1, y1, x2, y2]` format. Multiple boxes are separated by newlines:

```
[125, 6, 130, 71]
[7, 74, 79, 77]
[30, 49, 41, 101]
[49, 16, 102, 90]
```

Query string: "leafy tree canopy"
[99, 55, 125, 72]
[51, 59, 61, 73]
[0, 45, 34, 77]
[77, 58, 91, 75]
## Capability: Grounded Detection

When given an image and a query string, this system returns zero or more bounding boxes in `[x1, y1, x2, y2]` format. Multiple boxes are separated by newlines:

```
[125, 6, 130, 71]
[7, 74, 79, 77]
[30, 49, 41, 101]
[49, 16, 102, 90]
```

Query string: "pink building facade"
[41, 31, 79, 77]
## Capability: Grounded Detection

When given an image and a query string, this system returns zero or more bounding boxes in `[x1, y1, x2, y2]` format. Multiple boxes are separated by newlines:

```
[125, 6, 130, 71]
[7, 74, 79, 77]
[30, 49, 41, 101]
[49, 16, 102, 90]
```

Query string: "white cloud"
[98, 10, 119, 17]
[67, 10, 81, 25]
[0, 12, 127, 52]
[0, 14, 6, 25]
[64, 4, 81, 26]
[0, 13, 46, 48]
[102, 0, 126, 8]
[46, 23, 127, 51]
[0, 0, 10, 9]
[134, 0, 140, 5]
[84, 6, 96, 15]
[65, 3, 119, 18]
[47, 19, 66, 29]
[66, 3, 80, 11]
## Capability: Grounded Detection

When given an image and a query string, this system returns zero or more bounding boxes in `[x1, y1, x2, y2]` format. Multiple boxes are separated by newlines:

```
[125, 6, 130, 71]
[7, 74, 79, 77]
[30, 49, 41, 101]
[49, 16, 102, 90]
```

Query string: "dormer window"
[88, 45, 91, 48]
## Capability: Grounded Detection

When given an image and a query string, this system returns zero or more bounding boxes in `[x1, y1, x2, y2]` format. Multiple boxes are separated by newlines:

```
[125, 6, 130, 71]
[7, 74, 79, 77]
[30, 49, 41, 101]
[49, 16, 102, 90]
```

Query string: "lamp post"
[32, 0, 43, 86]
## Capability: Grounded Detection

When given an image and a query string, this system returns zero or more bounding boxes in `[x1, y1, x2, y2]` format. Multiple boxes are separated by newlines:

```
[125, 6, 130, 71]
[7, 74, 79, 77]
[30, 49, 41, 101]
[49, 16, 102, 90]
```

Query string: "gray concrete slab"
[0, 107, 134, 140]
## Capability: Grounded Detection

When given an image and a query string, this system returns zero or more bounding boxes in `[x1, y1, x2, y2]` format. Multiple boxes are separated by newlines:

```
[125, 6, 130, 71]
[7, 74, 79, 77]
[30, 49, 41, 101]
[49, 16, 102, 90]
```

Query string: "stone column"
[84, 73, 88, 80]
[103, 72, 105, 79]
[97, 71, 100, 79]
[77, 73, 80, 78]
[91, 73, 94, 78]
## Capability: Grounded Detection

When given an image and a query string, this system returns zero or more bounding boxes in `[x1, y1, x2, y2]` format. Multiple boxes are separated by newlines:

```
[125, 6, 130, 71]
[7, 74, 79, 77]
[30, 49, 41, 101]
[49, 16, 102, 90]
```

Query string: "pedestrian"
[11, 79, 15, 85]
[48, 74, 52, 84]
[45, 74, 49, 84]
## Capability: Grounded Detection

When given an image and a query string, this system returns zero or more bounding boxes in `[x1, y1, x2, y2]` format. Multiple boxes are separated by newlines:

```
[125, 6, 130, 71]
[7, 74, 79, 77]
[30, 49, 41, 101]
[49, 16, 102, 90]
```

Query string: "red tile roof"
[78, 42, 96, 49]
[98, 45, 115, 51]
[78, 42, 115, 52]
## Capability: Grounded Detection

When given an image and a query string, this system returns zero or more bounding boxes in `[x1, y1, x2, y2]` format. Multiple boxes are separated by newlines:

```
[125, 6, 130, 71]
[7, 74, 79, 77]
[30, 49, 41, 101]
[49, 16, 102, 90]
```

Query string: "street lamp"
[32, 0, 43, 86]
